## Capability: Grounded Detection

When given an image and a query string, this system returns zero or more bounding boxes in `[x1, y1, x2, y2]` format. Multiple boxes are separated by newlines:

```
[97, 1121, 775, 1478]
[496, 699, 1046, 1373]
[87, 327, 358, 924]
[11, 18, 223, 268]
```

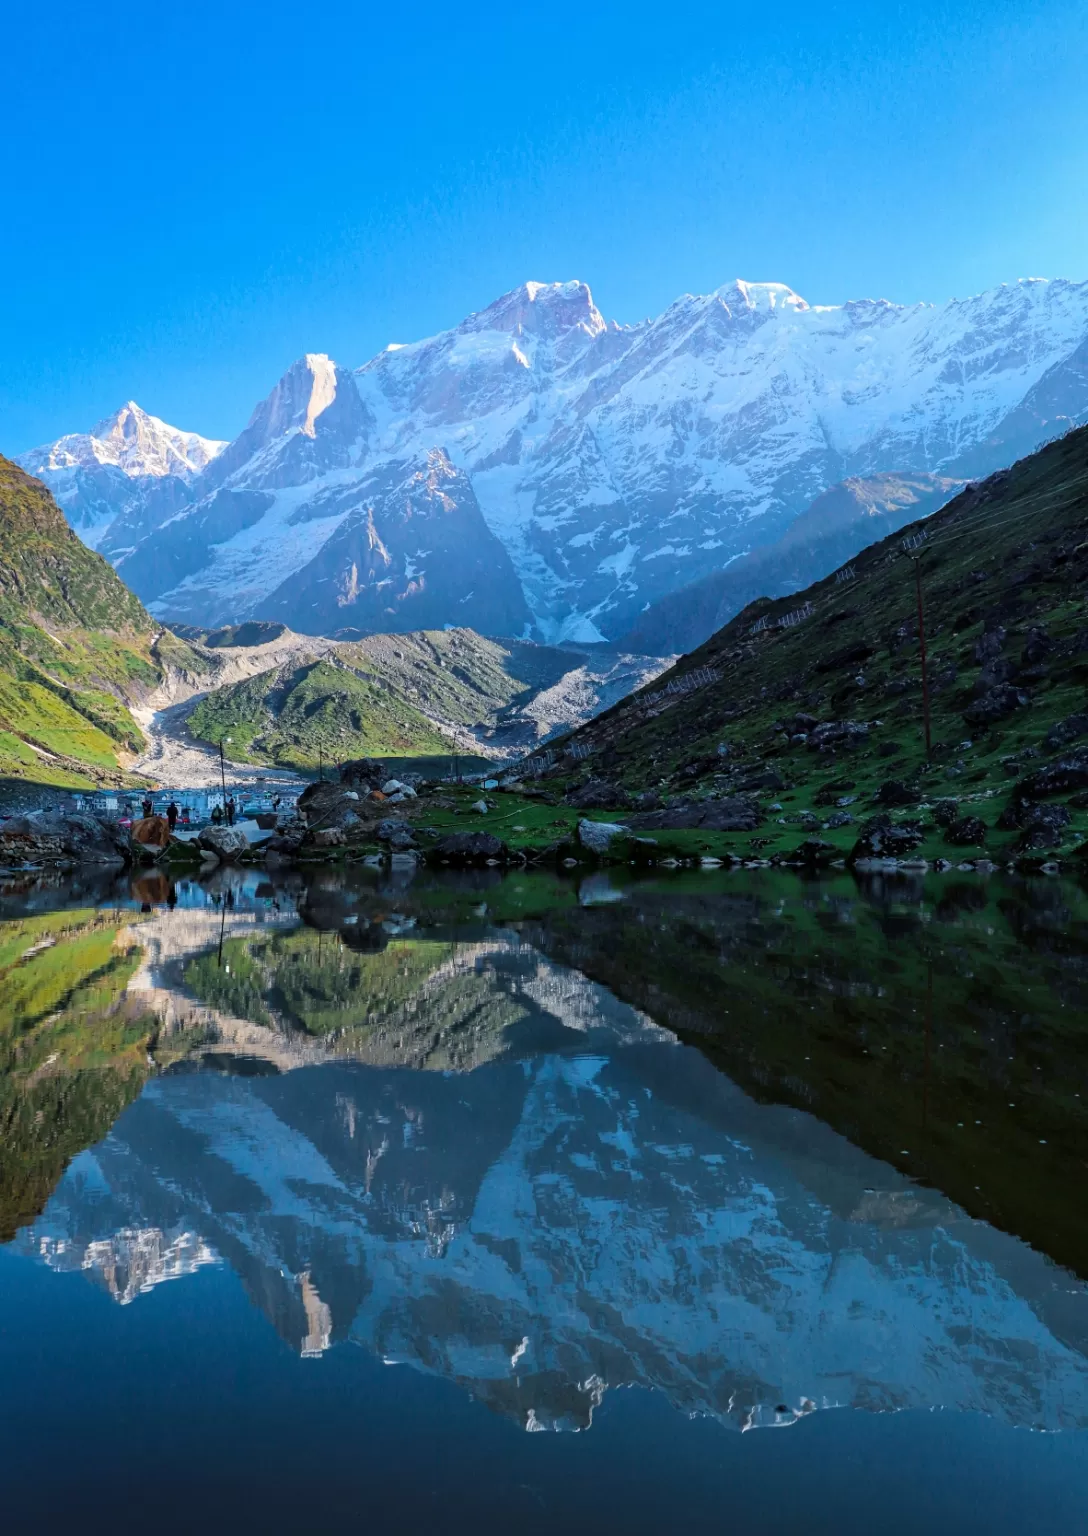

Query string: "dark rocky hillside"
[545, 426, 1088, 869]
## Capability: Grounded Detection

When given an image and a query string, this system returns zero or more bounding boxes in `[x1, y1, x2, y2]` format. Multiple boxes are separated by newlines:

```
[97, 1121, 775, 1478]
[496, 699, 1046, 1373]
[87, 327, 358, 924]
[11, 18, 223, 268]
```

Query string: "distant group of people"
[210, 796, 236, 826]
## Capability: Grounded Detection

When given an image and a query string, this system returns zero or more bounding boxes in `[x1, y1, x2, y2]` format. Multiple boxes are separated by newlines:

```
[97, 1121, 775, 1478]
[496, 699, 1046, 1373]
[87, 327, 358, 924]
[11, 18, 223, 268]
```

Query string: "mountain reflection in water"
[4, 865, 1087, 1445]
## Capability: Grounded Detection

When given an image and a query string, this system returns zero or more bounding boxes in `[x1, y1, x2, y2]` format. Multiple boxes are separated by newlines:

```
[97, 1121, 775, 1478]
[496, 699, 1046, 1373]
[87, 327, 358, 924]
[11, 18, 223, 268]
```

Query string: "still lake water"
[1, 863, 1087, 1533]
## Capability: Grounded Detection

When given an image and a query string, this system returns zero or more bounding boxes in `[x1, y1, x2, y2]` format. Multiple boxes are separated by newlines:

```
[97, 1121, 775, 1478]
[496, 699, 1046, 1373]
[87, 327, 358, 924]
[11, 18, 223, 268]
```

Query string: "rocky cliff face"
[256, 449, 531, 638]
[21, 276, 1088, 641]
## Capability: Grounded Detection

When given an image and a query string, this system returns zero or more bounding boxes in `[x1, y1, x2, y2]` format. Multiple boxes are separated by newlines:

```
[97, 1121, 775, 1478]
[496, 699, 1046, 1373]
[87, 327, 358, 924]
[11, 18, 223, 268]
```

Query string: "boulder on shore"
[197, 826, 250, 860]
[297, 781, 363, 830]
[848, 816, 923, 863]
[0, 811, 130, 867]
[577, 819, 629, 855]
[340, 758, 385, 790]
[376, 819, 416, 850]
[943, 815, 988, 847]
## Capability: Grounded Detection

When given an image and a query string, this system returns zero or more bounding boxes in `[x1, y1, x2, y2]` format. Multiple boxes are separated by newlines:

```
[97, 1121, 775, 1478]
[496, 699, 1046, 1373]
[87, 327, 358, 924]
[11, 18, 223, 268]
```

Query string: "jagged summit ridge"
[18, 402, 227, 548]
[25, 400, 225, 481]
[23, 273, 1088, 637]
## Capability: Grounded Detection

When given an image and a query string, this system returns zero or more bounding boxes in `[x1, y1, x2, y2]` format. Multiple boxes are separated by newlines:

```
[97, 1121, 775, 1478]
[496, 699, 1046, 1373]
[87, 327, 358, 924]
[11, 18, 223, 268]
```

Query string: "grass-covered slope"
[552, 426, 1088, 865]
[187, 658, 457, 769]
[0, 455, 168, 789]
[186, 629, 609, 771]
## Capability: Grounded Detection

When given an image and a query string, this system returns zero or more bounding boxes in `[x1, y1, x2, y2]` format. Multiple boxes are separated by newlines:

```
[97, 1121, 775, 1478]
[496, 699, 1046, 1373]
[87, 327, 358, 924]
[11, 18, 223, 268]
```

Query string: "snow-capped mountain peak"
[714, 278, 810, 315]
[27, 400, 225, 482]
[200, 353, 371, 496]
[25, 272, 1088, 636]
[243, 353, 341, 442]
[16, 402, 227, 549]
[468, 279, 608, 342]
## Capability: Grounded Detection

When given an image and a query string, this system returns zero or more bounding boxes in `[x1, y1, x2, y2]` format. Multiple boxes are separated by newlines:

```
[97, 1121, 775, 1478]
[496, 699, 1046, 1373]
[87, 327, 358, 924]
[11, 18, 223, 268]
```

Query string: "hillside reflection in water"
[1, 864, 1087, 1530]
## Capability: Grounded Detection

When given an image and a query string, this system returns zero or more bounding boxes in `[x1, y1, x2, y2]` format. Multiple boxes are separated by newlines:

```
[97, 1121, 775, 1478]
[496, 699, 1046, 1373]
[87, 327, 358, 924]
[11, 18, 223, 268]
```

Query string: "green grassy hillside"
[549, 425, 1088, 866]
[186, 629, 591, 771]
[187, 657, 458, 769]
[0, 455, 174, 791]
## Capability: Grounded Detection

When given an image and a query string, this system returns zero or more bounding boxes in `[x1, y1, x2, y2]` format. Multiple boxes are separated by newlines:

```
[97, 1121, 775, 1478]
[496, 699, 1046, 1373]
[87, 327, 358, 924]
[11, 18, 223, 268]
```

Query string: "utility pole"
[219, 738, 227, 809]
[909, 554, 932, 756]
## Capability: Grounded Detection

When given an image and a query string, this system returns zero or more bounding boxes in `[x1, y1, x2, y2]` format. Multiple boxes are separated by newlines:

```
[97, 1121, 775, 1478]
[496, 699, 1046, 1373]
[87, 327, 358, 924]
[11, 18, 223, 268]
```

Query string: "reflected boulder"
[431, 832, 510, 865]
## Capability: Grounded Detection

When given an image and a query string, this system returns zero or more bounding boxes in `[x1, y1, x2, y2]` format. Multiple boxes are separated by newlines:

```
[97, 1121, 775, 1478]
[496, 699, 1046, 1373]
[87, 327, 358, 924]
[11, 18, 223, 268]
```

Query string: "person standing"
[141, 795, 153, 819]
[226, 795, 236, 827]
[166, 800, 179, 832]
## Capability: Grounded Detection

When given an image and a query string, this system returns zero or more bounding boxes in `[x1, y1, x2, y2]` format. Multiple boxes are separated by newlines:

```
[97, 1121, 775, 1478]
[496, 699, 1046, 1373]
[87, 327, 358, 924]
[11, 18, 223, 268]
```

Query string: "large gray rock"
[297, 781, 362, 829]
[0, 811, 129, 867]
[806, 720, 869, 751]
[577, 819, 629, 854]
[1014, 748, 1088, 799]
[848, 816, 923, 863]
[197, 826, 250, 860]
[340, 758, 385, 790]
[963, 685, 1029, 726]
[376, 819, 416, 850]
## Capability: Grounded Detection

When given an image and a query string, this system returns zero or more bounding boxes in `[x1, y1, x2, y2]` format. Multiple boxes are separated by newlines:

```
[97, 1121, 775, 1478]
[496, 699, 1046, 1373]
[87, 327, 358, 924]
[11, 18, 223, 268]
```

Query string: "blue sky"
[3, 0, 1088, 452]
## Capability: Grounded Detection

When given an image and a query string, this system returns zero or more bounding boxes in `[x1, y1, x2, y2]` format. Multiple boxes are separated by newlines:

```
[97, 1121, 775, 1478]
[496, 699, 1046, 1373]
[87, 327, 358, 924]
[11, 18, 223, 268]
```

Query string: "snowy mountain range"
[21, 932, 1088, 1435]
[19, 276, 1088, 642]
